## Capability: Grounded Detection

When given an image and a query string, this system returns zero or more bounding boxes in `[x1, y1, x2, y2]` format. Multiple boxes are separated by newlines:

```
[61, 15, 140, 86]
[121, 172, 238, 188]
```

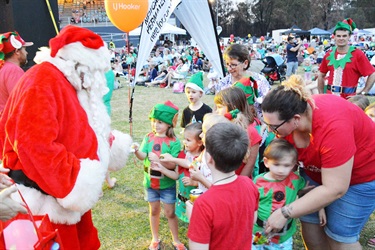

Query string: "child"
[316, 45, 325, 65]
[205, 65, 219, 95]
[160, 122, 204, 223]
[365, 102, 375, 122]
[303, 58, 312, 81]
[180, 72, 212, 128]
[304, 66, 319, 95]
[188, 123, 259, 249]
[103, 68, 117, 189]
[214, 87, 262, 177]
[132, 100, 186, 250]
[189, 113, 230, 193]
[253, 139, 326, 249]
[347, 95, 370, 111]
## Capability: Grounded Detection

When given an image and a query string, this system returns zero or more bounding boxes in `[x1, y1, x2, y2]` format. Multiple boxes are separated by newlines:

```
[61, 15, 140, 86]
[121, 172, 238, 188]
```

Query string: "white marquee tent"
[129, 22, 186, 36]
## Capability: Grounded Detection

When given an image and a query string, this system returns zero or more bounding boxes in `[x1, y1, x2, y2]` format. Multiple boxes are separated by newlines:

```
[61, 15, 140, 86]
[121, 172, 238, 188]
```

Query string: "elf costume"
[320, 18, 375, 98]
[253, 172, 305, 244]
[233, 76, 258, 105]
[140, 101, 181, 190]
[0, 25, 132, 250]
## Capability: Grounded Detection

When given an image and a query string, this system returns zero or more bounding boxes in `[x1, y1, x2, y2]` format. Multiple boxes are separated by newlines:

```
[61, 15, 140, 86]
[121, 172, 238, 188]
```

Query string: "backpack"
[173, 82, 185, 93]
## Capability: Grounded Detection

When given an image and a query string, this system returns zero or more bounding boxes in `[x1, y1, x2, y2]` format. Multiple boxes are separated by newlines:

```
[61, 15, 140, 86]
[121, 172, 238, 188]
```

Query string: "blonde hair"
[202, 113, 250, 163]
[202, 113, 230, 132]
[282, 75, 315, 107]
[365, 102, 375, 113]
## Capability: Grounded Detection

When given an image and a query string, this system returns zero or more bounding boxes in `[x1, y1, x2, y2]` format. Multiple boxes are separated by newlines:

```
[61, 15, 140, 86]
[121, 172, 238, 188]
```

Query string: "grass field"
[92, 71, 375, 249]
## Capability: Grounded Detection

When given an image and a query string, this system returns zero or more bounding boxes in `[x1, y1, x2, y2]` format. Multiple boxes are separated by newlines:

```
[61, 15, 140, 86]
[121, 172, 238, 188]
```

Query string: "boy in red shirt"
[188, 123, 259, 249]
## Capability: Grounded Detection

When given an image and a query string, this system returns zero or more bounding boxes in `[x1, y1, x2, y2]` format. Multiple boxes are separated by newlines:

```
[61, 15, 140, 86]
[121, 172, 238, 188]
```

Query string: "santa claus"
[0, 25, 132, 249]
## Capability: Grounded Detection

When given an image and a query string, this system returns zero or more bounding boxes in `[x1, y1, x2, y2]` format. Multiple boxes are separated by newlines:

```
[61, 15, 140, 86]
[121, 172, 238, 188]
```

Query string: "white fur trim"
[108, 130, 133, 172]
[185, 82, 204, 93]
[11, 185, 82, 225]
[57, 158, 106, 213]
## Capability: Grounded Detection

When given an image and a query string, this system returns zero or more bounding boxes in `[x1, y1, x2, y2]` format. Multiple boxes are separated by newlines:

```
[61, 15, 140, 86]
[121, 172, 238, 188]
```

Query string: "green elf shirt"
[253, 171, 305, 244]
[233, 76, 258, 105]
[140, 132, 181, 190]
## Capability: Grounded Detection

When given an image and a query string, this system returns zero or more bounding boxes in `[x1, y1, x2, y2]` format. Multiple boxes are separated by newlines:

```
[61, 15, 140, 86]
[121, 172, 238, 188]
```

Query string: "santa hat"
[49, 25, 104, 57]
[37, 25, 111, 76]
[185, 72, 204, 93]
[334, 18, 356, 34]
[0, 31, 33, 68]
[149, 100, 179, 127]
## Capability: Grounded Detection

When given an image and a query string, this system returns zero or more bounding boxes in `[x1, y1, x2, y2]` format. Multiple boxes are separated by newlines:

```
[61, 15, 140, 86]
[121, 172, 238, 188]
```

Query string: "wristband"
[281, 206, 291, 219]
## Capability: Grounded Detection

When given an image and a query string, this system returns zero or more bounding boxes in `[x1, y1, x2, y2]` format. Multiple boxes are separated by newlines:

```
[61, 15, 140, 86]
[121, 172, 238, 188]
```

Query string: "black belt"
[327, 85, 356, 94]
[178, 193, 189, 203]
[256, 217, 293, 233]
[144, 166, 162, 177]
[8, 169, 48, 195]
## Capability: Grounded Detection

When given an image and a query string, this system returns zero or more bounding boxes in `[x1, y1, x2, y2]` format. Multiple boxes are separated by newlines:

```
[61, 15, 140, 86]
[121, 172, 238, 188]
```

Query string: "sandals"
[173, 242, 187, 250]
[149, 239, 161, 250]
[368, 237, 375, 248]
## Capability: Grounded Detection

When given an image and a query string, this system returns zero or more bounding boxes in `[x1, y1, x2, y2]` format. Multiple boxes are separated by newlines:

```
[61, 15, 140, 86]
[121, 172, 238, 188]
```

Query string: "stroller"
[261, 54, 286, 85]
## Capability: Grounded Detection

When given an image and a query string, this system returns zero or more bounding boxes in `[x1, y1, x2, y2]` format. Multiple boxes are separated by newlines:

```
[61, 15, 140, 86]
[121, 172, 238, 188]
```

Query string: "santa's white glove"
[0, 185, 27, 221]
[0, 168, 13, 190]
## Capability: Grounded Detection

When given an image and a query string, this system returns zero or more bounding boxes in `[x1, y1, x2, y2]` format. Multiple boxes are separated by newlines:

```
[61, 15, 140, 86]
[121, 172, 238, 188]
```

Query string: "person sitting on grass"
[187, 122, 259, 249]
[165, 57, 189, 88]
[146, 64, 169, 87]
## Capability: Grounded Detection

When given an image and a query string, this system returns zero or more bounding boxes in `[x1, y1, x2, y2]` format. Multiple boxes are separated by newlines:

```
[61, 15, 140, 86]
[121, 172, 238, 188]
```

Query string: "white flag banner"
[174, 0, 224, 77]
[135, 0, 181, 78]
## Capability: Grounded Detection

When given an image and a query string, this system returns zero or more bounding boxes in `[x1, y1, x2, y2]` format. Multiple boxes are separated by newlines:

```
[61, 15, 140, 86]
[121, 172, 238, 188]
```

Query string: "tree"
[309, 0, 345, 30]
[346, 0, 375, 28]
[213, 0, 373, 39]
[232, 1, 253, 37]
[217, 0, 235, 37]
[251, 0, 276, 36]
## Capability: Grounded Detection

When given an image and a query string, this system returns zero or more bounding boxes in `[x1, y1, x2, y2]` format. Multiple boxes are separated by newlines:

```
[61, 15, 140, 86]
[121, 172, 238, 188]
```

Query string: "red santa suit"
[0, 26, 131, 250]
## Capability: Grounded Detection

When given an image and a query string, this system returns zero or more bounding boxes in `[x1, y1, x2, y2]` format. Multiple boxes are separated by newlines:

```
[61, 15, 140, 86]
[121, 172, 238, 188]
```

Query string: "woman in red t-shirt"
[261, 74, 375, 250]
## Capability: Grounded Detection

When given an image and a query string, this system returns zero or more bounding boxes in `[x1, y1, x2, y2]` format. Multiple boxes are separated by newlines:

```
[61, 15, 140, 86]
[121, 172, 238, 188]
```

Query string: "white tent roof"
[364, 28, 375, 35]
[129, 23, 186, 36]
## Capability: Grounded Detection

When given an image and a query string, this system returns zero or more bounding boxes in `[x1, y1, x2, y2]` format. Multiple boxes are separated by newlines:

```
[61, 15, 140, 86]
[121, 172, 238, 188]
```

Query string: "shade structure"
[309, 27, 330, 36]
[281, 28, 310, 36]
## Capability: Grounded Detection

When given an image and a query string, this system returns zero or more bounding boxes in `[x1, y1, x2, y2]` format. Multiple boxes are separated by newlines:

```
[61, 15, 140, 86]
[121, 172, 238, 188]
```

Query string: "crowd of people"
[0, 16, 375, 250]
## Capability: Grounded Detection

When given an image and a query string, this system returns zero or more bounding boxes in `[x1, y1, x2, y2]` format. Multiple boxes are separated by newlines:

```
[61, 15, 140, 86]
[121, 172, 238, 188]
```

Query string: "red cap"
[0, 31, 33, 54]
[49, 25, 104, 57]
